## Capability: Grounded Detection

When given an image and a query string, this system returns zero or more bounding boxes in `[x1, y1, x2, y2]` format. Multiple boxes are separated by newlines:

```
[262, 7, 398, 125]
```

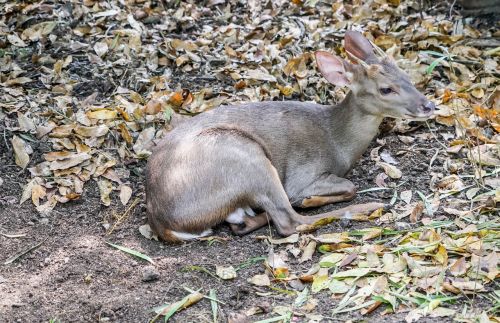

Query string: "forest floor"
[1, 1, 499, 322]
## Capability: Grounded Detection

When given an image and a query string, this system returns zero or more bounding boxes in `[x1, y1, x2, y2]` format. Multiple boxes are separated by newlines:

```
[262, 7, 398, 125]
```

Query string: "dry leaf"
[268, 233, 299, 244]
[11, 135, 31, 169]
[74, 125, 109, 137]
[400, 190, 412, 204]
[410, 202, 424, 223]
[86, 109, 118, 120]
[216, 265, 237, 280]
[97, 178, 113, 206]
[119, 185, 132, 205]
[249, 274, 270, 286]
[299, 241, 317, 263]
[449, 257, 467, 276]
[17, 112, 36, 132]
[20, 179, 36, 205]
[31, 184, 46, 207]
[377, 162, 402, 179]
[49, 153, 91, 170]
[451, 280, 484, 291]
[94, 41, 109, 57]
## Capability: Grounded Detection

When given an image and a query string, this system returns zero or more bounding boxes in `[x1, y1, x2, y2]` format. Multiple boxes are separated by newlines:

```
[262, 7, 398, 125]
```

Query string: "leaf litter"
[0, 0, 499, 321]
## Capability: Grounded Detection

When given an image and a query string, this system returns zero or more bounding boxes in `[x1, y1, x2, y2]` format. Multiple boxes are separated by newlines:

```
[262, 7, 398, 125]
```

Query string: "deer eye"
[380, 87, 394, 95]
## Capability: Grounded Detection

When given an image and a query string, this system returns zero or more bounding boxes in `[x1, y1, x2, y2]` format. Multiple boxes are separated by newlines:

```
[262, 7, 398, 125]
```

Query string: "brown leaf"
[119, 185, 132, 206]
[248, 274, 270, 286]
[410, 202, 424, 223]
[97, 178, 113, 206]
[49, 153, 91, 170]
[86, 109, 117, 120]
[299, 241, 316, 263]
[17, 112, 36, 132]
[449, 257, 467, 276]
[11, 135, 31, 169]
[31, 184, 46, 207]
[74, 125, 109, 137]
[377, 161, 402, 179]
[158, 291, 203, 316]
[338, 253, 357, 268]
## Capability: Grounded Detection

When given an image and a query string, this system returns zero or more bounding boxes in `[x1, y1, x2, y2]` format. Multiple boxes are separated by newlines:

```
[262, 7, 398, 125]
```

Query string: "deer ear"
[315, 51, 351, 87]
[344, 31, 375, 62]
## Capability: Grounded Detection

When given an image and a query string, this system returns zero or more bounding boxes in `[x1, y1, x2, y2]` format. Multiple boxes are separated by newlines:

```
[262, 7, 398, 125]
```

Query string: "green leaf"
[294, 286, 309, 307]
[372, 294, 397, 312]
[319, 253, 344, 268]
[106, 242, 154, 264]
[329, 279, 350, 294]
[332, 267, 371, 278]
[162, 295, 188, 321]
[163, 106, 174, 122]
[426, 56, 447, 74]
[311, 274, 330, 293]
[209, 289, 218, 323]
[416, 190, 433, 216]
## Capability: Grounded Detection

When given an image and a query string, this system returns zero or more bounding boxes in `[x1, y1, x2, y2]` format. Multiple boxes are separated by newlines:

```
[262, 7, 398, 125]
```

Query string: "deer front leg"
[291, 174, 356, 208]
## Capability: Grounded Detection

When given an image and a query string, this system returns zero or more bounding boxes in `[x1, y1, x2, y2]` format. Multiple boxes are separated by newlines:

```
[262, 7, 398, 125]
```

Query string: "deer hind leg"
[290, 174, 357, 208]
[229, 212, 270, 235]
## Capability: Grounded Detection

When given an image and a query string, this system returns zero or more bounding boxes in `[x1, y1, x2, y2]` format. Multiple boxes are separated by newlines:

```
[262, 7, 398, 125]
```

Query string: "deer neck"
[329, 91, 384, 173]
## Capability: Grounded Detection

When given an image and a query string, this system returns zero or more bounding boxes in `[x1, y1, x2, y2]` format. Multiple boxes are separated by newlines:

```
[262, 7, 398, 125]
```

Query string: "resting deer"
[146, 31, 435, 242]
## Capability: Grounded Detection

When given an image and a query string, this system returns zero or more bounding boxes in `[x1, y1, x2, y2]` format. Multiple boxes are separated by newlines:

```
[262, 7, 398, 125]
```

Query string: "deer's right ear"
[344, 31, 375, 62]
[315, 51, 351, 87]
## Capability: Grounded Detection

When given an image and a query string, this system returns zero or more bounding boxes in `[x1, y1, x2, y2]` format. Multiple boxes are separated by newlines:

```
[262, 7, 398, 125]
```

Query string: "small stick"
[107, 197, 140, 235]
[4, 240, 45, 265]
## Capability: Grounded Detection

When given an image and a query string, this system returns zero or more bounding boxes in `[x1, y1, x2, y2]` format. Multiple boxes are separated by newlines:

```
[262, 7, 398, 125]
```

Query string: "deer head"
[315, 31, 435, 119]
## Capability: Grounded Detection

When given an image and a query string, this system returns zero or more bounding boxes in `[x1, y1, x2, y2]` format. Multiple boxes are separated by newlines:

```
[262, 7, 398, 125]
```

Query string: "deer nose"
[421, 100, 435, 113]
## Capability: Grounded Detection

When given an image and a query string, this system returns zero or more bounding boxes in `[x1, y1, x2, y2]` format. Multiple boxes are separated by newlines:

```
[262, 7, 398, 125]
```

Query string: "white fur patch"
[170, 229, 212, 240]
[226, 207, 255, 224]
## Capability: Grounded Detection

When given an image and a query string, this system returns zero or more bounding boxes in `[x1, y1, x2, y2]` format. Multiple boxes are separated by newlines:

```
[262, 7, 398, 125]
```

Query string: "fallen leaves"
[242, 221, 498, 320]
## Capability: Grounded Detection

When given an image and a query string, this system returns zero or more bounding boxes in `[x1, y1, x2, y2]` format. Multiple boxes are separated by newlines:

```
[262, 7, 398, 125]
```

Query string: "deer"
[145, 31, 435, 243]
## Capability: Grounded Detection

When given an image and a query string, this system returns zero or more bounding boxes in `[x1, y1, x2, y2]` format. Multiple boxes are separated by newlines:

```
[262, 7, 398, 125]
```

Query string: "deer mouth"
[403, 110, 434, 120]
[403, 101, 435, 119]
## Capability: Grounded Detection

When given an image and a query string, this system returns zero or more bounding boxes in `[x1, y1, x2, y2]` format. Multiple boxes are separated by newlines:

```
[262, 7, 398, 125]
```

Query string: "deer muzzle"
[421, 100, 435, 115]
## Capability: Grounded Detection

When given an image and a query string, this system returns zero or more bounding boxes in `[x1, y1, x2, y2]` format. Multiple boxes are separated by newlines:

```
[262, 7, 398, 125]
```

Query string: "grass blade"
[254, 311, 292, 323]
[209, 289, 218, 323]
[4, 240, 44, 265]
[106, 242, 154, 264]
[426, 56, 447, 74]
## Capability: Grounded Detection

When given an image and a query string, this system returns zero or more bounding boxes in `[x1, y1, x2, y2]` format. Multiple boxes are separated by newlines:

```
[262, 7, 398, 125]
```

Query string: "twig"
[4, 240, 45, 265]
[449, 0, 457, 19]
[425, 121, 448, 150]
[0, 232, 27, 238]
[106, 197, 140, 235]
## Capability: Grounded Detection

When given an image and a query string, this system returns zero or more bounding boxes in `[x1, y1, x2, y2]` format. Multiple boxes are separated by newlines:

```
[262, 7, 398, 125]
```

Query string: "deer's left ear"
[315, 51, 353, 87]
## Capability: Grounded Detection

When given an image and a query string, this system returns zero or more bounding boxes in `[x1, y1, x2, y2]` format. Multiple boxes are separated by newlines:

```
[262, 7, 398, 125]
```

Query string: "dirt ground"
[1, 119, 492, 322]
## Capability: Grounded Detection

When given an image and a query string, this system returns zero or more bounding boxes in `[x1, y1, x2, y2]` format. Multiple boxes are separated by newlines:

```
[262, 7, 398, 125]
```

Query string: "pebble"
[395, 222, 412, 230]
[141, 266, 160, 282]
[288, 279, 305, 291]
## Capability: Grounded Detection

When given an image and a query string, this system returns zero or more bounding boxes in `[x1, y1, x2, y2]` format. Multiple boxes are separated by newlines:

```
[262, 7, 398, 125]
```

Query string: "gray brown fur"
[145, 31, 435, 242]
